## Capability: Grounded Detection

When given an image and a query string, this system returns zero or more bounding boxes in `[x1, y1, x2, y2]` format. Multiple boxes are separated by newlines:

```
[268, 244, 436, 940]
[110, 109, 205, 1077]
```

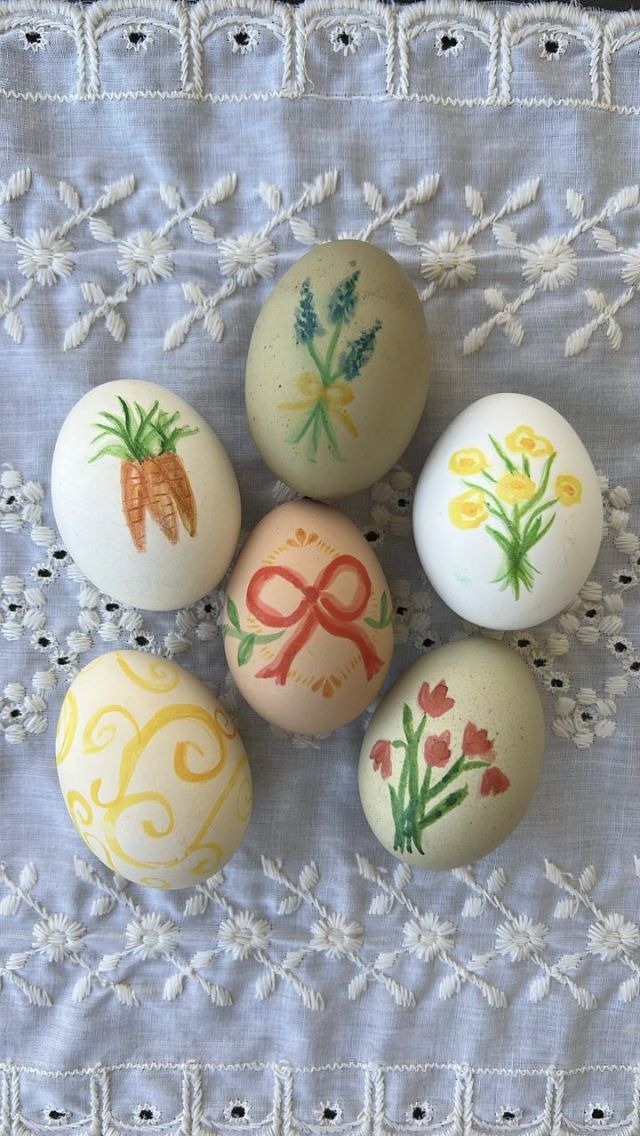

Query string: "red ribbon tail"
[255, 613, 318, 686]
[316, 611, 385, 681]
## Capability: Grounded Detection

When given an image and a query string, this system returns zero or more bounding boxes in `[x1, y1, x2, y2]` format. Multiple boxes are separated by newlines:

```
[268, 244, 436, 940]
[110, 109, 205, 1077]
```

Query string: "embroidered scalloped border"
[1, 0, 640, 114]
[1, 1062, 640, 1136]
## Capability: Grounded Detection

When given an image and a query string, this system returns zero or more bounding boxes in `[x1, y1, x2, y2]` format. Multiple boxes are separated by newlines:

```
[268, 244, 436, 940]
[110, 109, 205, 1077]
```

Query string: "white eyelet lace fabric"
[1, 0, 640, 1121]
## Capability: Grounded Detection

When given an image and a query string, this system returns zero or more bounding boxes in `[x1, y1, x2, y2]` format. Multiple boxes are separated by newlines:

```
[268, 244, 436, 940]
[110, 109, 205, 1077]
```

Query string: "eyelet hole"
[440, 34, 458, 51]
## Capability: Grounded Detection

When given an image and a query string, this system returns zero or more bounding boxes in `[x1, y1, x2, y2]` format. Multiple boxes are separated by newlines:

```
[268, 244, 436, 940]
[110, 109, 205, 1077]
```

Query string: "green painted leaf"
[295, 278, 322, 344]
[237, 634, 256, 667]
[402, 702, 414, 742]
[226, 597, 241, 631]
[339, 319, 382, 382]
[88, 444, 131, 463]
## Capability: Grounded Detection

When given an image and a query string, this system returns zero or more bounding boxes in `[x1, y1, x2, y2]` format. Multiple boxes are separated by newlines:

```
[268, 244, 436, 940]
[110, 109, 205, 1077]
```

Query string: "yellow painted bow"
[280, 372, 358, 437]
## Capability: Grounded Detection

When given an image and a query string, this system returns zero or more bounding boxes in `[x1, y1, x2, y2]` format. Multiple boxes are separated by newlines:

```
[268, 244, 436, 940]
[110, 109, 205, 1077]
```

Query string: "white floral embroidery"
[329, 25, 362, 57]
[406, 1102, 434, 1125]
[117, 231, 175, 285]
[20, 27, 49, 52]
[420, 231, 477, 289]
[316, 1102, 344, 1125]
[217, 233, 277, 287]
[223, 1100, 251, 1124]
[539, 31, 569, 61]
[31, 913, 86, 963]
[585, 1104, 614, 1125]
[16, 230, 74, 287]
[125, 26, 153, 52]
[132, 1105, 162, 1125]
[520, 236, 578, 291]
[218, 911, 272, 960]
[125, 914, 180, 960]
[586, 914, 640, 961]
[494, 916, 549, 962]
[402, 914, 457, 961]
[436, 29, 464, 57]
[309, 913, 364, 959]
[227, 24, 260, 55]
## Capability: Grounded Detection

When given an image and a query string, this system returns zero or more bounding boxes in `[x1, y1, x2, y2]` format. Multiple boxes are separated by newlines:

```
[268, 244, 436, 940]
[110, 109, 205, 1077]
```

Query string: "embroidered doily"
[1, 0, 639, 1121]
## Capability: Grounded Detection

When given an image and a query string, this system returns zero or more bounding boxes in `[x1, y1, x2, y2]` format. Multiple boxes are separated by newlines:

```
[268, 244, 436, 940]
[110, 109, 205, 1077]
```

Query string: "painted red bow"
[245, 554, 385, 687]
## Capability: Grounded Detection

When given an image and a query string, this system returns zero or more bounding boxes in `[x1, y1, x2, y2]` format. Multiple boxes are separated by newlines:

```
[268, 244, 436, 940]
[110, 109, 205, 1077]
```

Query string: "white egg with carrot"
[51, 380, 240, 611]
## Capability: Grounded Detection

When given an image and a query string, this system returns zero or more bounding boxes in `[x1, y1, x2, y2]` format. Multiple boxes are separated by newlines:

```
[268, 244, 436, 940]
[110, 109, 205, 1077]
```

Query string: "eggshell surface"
[246, 240, 429, 498]
[413, 394, 603, 629]
[223, 501, 394, 734]
[51, 380, 241, 611]
[359, 638, 545, 869]
[56, 651, 252, 889]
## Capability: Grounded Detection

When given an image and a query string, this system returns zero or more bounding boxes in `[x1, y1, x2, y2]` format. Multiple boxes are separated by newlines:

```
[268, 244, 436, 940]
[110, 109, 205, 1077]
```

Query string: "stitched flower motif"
[133, 1105, 162, 1125]
[21, 28, 49, 52]
[495, 472, 537, 505]
[316, 1102, 344, 1125]
[402, 914, 456, 960]
[448, 448, 488, 475]
[436, 29, 464, 57]
[125, 913, 180, 959]
[370, 738, 392, 779]
[32, 913, 86, 962]
[117, 231, 175, 285]
[309, 912, 363, 958]
[586, 913, 639, 960]
[480, 767, 511, 796]
[420, 231, 477, 289]
[329, 24, 362, 57]
[520, 236, 578, 291]
[494, 915, 548, 961]
[16, 229, 74, 287]
[223, 1100, 251, 1124]
[227, 24, 260, 54]
[124, 25, 152, 51]
[418, 680, 454, 717]
[423, 730, 452, 767]
[218, 233, 277, 287]
[217, 910, 271, 959]
[448, 489, 488, 529]
[462, 722, 494, 758]
[555, 473, 582, 506]
[505, 425, 554, 458]
[538, 31, 568, 61]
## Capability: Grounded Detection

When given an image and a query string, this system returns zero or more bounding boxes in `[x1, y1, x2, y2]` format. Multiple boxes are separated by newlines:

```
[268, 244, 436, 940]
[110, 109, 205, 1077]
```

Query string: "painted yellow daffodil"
[496, 472, 537, 505]
[449, 490, 489, 530]
[555, 473, 582, 506]
[505, 425, 554, 458]
[448, 448, 489, 476]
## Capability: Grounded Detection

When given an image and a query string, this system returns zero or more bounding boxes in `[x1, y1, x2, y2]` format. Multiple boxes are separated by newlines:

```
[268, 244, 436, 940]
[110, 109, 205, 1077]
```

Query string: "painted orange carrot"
[89, 396, 199, 552]
[155, 451, 198, 537]
[121, 460, 147, 551]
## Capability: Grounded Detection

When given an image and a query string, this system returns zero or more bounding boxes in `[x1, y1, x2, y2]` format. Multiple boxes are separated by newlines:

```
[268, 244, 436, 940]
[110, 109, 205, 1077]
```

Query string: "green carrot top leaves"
[89, 397, 199, 465]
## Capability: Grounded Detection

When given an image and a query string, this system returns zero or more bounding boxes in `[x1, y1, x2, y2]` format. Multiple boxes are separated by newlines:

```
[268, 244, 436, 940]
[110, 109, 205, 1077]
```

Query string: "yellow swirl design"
[83, 704, 140, 756]
[115, 652, 179, 693]
[56, 690, 79, 765]
[236, 776, 253, 823]
[66, 789, 93, 827]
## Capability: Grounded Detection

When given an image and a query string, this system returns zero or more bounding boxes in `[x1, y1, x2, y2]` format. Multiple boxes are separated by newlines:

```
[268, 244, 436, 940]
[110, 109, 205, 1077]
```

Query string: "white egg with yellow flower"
[55, 650, 252, 889]
[413, 394, 603, 629]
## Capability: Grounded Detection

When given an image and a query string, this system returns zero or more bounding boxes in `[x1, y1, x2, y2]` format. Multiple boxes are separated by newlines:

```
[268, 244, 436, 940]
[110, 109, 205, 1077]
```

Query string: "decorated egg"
[56, 650, 252, 889]
[223, 501, 394, 734]
[359, 638, 545, 869]
[51, 380, 240, 611]
[246, 240, 429, 499]
[413, 394, 603, 629]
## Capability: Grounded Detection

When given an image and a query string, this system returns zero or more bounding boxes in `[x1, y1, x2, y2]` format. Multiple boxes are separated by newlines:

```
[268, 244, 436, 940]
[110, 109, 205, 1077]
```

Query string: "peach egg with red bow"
[223, 501, 394, 735]
[358, 638, 545, 869]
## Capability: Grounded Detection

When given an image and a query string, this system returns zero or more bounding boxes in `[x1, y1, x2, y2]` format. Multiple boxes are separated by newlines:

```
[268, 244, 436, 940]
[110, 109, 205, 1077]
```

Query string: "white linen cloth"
[1, 0, 639, 1131]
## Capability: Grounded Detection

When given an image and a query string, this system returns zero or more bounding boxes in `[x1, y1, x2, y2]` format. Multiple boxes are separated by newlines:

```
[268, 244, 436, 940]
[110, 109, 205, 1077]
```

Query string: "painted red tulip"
[370, 739, 392, 780]
[463, 721, 495, 758]
[480, 767, 510, 796]
[418, 679, 455, 718]
[423, 730, 452, 768]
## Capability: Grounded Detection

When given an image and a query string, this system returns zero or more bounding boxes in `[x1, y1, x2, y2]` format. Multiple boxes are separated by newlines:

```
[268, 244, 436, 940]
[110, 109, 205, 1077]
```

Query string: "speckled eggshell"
[246, 240, 429, 499]
[51, 380, 241, 611]
[56, 650, 252, 889]
[359, 639, 545, 869]
[223, 500, 394, 734]
[413, 394, 603, 630]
